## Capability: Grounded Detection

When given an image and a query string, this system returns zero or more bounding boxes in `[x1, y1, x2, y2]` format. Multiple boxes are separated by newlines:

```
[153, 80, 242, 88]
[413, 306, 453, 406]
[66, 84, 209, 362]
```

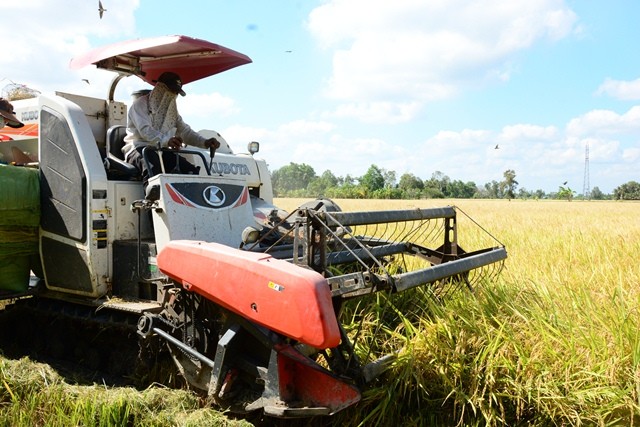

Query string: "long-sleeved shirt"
[122, 93, 208, 159]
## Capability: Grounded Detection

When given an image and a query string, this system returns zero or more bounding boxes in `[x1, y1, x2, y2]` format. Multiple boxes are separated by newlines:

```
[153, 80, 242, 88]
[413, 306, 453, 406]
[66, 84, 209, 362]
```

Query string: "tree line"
[271, 163, 640, 200]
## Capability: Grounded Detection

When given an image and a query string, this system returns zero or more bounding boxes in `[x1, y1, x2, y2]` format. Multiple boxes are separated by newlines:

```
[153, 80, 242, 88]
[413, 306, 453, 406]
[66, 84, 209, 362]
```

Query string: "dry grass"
[0, 357, 251, 426]
[2, 198, 639, 426]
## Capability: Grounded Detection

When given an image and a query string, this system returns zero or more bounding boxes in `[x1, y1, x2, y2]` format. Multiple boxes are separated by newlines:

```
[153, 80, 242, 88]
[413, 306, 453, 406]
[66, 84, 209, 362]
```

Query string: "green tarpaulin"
[0, 164, 39, 228]
[0, 164, 40, 291]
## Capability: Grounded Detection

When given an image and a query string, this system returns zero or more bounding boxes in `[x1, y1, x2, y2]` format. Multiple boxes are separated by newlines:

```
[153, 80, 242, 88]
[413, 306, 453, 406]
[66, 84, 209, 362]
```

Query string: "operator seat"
[104, 125, 139, 180]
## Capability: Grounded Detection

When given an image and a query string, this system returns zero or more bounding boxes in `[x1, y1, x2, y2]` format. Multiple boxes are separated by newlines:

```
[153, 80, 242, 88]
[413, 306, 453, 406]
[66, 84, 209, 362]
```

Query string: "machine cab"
[34, 35, 276, 300]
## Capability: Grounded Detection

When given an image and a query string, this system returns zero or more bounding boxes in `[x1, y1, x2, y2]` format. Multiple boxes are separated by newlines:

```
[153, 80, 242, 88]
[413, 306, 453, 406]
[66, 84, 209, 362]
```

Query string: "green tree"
[557, 186, 575, 201]
[422, 187, 445, 198]
[482, 180, 501, 199]
[342, 174, 356, 186]
[359, 165, 385, 195]
[517, 188, 531, 199]
[398, 173, 425, 199]
[383, 169, 397, 189]
[448, 180, 477, 198]
[398, 173, 424, 191]
[500, 169, 518, 200]
[613, 181, 640, 200]
[372, 187, 404, 199]
[308, 170, 339, 197]
[533, 189, 546, 200]
[271, 162, 316, 196]
[590, 186, 605, 200]
[424, 171, 450, 196]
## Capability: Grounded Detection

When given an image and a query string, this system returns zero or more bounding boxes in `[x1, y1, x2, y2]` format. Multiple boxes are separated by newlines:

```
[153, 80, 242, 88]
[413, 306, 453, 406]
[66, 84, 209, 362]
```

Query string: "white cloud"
[220, 120, 337, 169]
[225, 103, 634, 192]
[596, 77, 640, 100]
[0, 1, 138, 95]
[589, 138, 620, 161]
[622, 147, 640, 163]
[221, 125, 273, 151]
[179, 93, 241, 120]
[499, 124, 558, 142]
[307, 0, 579, 117]
[278, 119, 335, 136]
[221, 119, 409, 178]
[1, 1, 633, 194]
[566, 106, 640, 137]
[398, 105, 638, 191]
[324, 101, 423, 124]
[427, 129, 493, 148]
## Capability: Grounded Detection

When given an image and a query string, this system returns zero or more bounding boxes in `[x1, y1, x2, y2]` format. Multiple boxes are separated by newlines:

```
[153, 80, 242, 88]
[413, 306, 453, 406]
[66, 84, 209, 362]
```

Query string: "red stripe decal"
[233, 187, 249, 208]
[165, 184, 194, 207]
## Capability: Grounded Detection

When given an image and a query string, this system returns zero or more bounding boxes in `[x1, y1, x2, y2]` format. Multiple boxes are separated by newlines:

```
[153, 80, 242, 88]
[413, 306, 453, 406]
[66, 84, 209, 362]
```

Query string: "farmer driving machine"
[0, 35, 506, 417]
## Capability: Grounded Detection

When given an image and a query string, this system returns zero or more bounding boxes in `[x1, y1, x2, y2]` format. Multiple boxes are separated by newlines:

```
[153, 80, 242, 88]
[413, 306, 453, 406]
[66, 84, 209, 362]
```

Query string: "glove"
[167, 136, 183, 150]
[205, 138, 221, 150]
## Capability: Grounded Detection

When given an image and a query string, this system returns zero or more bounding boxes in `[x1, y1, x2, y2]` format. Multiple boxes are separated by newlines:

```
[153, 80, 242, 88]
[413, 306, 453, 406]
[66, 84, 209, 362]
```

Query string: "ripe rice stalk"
[1, 198, 639, 425]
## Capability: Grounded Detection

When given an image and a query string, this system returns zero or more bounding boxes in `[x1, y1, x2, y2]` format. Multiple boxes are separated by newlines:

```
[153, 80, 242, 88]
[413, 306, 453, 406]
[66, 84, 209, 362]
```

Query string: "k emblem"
[203, 185, 226, 207]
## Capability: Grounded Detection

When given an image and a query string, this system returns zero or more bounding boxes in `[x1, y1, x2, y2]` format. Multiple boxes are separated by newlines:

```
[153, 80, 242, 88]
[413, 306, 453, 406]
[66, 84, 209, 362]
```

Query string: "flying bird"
[563, 181, 568, 185]
[81, 79, 90, 85]
[98, 1, 106, 19]
[494, 144, 499, 149]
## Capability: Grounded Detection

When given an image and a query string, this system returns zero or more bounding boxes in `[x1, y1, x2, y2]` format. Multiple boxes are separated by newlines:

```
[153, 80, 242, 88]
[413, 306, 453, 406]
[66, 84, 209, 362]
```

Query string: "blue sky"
[2, 0, 639, 194]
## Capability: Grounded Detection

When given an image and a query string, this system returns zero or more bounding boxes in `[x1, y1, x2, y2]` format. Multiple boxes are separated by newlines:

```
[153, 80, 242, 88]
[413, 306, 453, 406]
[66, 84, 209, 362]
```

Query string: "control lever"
[208, 142, 216, 175]
[171, 151, 181, 174]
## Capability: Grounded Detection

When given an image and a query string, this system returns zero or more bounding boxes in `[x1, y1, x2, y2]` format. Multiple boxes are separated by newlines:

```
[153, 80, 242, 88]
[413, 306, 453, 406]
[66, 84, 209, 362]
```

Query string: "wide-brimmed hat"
[154, 72, 186, 96]
[0, 98, 24, 128]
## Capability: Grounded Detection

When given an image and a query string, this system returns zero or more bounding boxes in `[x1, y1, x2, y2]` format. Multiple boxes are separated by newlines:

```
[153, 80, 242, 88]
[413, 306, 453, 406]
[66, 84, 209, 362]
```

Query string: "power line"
[582, 142, 590, 199]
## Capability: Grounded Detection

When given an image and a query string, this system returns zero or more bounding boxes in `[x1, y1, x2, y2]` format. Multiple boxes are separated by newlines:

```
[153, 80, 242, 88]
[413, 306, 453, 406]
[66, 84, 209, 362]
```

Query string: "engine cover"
[150, 174, 257, 253]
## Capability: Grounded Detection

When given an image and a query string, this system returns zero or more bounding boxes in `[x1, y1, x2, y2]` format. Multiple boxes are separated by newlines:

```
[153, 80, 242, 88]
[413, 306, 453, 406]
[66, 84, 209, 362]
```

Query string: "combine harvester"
[0, 35, 507, 417]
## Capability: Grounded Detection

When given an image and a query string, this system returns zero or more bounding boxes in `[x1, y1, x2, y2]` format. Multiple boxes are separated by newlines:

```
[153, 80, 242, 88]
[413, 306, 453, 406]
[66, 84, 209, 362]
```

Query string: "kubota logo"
[203, 185, 226, 207]
[210, 162, 251, 175]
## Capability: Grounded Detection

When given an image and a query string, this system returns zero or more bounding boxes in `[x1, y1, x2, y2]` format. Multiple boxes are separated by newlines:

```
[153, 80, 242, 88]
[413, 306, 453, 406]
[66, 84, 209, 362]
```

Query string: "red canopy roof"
[70, 35, 252, 85]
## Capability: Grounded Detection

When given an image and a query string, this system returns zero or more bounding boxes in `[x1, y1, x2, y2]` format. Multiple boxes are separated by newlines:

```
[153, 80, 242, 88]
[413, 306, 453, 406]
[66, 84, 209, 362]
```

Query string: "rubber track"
[0, 297, 178, 387]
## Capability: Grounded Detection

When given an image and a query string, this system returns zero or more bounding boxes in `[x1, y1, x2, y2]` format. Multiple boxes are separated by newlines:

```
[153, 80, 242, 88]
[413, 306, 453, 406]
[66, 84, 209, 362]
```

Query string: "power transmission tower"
[582, 142, 590, 200]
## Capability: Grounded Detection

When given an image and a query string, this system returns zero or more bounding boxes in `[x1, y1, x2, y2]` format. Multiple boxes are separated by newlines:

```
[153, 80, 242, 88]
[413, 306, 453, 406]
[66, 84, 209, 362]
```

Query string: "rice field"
[277, 198, 640, 426]
[1, 198, 639, 426]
